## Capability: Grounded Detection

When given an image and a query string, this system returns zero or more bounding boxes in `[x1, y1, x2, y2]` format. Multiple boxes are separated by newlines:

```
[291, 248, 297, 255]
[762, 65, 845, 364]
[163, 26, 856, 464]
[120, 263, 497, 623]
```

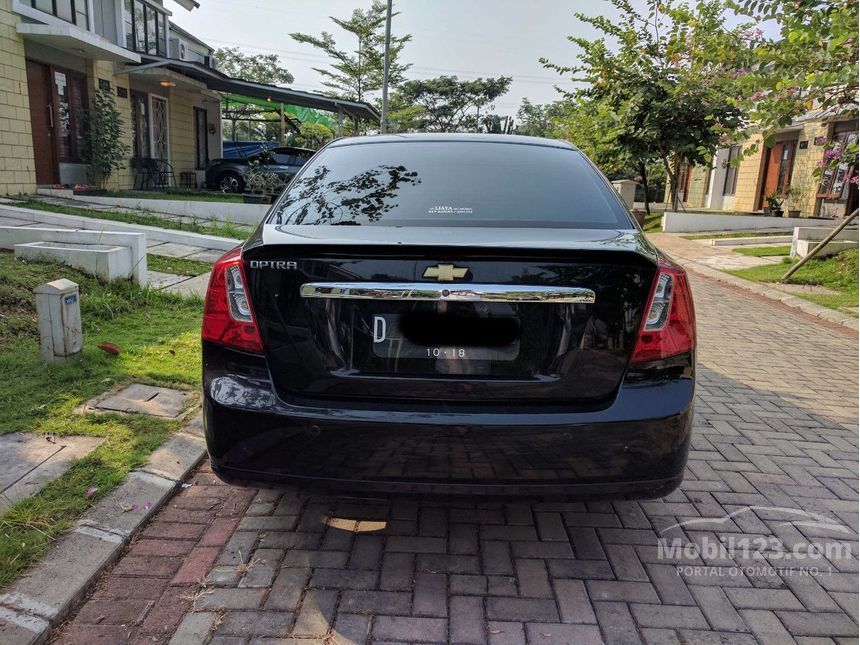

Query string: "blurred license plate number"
[370, 314, 518, 361]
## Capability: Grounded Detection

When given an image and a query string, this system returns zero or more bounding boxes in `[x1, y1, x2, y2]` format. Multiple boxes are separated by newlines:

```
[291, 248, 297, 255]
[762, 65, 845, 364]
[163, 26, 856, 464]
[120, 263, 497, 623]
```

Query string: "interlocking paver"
[373, 615, 448, 642]
[450, 595, 486, 644]
[593, 601, 641, 644]
[525, 622, 603, 644]
[52, 274, 858, 643]
[486, 597, 560, 622]
[413, 572, 448, 617]
[488, 621, 526, 645]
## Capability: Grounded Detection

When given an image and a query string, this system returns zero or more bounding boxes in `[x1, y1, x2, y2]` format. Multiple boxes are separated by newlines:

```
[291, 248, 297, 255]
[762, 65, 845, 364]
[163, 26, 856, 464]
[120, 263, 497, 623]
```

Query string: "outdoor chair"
[131, 157, 158, 190]
[154, 159, 176, 190]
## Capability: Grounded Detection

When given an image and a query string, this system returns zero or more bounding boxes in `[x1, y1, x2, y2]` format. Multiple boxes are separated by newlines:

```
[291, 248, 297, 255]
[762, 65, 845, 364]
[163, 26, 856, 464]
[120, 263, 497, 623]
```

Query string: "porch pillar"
[337, 108, 344, 138]
[279, 103, 286, 146]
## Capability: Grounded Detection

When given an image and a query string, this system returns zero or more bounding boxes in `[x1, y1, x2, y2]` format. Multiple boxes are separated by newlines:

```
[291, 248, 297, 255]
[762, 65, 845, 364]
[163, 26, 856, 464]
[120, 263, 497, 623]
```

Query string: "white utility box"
[34, 279, 83, 363]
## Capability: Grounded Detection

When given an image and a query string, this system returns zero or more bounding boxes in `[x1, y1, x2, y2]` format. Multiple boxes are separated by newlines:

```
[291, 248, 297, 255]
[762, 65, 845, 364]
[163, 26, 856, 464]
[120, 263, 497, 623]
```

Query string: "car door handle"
[300, 282, 596, 304]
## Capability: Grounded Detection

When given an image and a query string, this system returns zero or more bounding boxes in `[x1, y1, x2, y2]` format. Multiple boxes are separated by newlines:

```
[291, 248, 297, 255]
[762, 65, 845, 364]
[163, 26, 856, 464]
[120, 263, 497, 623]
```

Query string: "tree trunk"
[638, 161, 651, 218]
[661, 155, 677, 211]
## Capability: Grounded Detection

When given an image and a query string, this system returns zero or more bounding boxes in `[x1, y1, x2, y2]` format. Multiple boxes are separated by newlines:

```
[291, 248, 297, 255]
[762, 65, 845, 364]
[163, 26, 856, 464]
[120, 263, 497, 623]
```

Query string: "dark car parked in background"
[205, 146, 315, 193]
[202, 134, 696, 498]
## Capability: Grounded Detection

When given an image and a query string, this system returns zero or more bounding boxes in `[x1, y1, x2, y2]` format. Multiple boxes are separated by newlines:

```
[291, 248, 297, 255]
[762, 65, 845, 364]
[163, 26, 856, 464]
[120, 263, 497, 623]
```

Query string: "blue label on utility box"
[64, 294, 77, 306]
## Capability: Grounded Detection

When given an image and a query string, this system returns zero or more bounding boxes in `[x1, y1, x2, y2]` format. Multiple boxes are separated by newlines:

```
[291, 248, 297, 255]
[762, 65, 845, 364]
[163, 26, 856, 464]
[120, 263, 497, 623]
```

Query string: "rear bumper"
[203, 343, 694, 499]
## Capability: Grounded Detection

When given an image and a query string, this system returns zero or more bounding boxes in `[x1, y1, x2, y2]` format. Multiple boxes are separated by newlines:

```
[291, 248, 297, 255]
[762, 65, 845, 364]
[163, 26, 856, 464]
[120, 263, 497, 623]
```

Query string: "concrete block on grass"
[91, 383, 190, 418]
[0, 226, 147, 285]
[16, 241, 133, 282]
[0, 434, 104, 514]
[790, 238, 858, 259]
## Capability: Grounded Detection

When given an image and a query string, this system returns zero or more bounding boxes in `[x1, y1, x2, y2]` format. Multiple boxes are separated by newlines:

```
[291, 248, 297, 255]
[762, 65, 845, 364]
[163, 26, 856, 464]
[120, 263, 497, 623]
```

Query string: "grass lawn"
[641, 211, 663, 233]
[733, 245, 792, 257]
[105, 188, 243, 204]
[0, 251, 203, 588]
[11, 199, 251, 241]
[147, 254, 214, 276]
[728, 249, 858, 312]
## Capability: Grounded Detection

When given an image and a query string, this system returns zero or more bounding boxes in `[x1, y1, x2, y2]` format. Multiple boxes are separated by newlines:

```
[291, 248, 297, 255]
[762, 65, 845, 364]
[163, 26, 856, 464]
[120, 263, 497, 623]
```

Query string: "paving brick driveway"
[53, 274, 859, 645]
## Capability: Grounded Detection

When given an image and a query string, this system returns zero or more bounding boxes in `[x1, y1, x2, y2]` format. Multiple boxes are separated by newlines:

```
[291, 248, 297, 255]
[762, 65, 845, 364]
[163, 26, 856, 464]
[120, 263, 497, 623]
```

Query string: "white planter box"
[0, 226, 146, 285]
[15, 241, 134, 282]
[661, 211, 834, 233]
[790, 226, 859, 258]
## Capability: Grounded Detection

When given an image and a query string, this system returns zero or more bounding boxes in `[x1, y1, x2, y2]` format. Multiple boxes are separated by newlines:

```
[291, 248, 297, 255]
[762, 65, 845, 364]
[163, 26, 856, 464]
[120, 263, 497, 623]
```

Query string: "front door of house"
[759, 140, 796, 208]
[26, 60, 58, 185]
[150, 95, 169, 160]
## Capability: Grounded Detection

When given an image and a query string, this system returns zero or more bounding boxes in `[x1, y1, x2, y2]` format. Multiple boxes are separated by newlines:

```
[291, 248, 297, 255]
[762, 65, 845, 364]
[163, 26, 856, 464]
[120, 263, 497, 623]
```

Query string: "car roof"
[328, 132, 578, 151]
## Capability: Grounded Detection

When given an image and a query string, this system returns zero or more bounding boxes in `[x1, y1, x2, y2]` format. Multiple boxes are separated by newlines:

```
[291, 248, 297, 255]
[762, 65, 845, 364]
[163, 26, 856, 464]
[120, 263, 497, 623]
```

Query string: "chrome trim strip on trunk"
[300, 282, 596, 304]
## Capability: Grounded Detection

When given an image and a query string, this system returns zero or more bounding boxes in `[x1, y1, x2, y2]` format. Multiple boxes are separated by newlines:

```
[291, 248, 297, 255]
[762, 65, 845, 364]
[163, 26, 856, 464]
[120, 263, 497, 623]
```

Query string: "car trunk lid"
[243, 226, 657, 407]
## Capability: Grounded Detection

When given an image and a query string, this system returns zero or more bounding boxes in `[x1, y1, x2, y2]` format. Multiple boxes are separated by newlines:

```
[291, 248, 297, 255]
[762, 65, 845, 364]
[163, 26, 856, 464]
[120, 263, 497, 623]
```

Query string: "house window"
[131, 90, 151, 158]
[30, 0, 88, 29]
[54, 69, 87, 162]
[124, 0, 167, 56]
[194, 107, 209, 169]
[723, 146, 740, 196]
[817, 128, 858, 200]
[776, 141, 796, 193]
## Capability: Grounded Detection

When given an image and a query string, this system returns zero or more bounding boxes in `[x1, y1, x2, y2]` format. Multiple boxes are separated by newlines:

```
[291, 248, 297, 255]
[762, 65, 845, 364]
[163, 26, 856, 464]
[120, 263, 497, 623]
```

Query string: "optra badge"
[249, 260, 298, 270]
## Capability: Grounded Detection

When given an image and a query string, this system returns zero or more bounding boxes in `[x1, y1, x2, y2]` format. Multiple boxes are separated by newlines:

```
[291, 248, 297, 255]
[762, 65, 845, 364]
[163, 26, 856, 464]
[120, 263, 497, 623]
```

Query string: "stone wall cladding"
[0, 0, 36, 195]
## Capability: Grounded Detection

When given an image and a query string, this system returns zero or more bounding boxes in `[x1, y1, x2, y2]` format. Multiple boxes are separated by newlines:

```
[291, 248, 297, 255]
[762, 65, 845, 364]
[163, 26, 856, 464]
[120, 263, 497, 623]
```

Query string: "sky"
[164, 0, 617, 116]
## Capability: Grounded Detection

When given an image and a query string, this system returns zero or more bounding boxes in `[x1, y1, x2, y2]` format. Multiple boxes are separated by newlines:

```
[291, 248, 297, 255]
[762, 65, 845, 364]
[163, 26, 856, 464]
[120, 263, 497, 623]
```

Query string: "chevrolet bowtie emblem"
[423, 263, 469, 282]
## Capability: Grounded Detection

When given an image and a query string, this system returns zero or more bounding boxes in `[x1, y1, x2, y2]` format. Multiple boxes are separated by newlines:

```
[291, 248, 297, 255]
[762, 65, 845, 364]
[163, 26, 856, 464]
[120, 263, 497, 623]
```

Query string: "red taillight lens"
[630, 261, 696, 365]
[202, 247, 264, 354]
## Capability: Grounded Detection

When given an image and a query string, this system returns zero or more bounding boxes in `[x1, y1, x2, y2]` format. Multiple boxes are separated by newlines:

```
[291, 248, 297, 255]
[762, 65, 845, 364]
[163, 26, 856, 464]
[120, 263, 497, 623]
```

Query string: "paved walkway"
[51, 272, 858, 644]
[649, 233, 858, 329]
[648, 233, 778, 271]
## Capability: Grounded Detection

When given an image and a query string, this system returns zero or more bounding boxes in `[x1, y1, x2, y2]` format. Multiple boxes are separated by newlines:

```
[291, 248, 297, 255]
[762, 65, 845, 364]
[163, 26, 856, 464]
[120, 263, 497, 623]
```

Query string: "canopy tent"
[222, 93, 336, 129]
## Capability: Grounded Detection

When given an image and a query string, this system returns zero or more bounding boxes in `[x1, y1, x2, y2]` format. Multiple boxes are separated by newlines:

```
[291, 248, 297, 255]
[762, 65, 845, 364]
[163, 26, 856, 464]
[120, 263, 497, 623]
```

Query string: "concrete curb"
[0, 415, 207, 645]
[0, 203, 243, 252]
[74, 195, 269, 226]
[677, 256, 859, 331]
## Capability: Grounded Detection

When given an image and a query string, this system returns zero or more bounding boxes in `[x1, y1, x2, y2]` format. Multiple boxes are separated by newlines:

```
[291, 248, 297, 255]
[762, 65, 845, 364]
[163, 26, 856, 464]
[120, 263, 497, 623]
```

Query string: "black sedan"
[201, 134, 696, 498]
[204, 146, 314, 193]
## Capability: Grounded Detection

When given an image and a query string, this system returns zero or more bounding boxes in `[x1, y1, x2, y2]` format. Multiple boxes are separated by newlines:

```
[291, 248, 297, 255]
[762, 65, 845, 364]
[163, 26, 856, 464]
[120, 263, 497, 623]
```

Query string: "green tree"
[83, 89, 130, 188]
[552, 99, 633, 175]
[726, 0, 858, 173]
[395, 75, 512, 132]
[514, 99, 552, 138]
[214, 47, 294, 85]
[482, 114, 515, 134]
[732, 0, 857, 134]
[386, 90, 426, 132]
[294, 122, 334, 150]
[290, 1, 411, 105]
[542, 0, 747, 210]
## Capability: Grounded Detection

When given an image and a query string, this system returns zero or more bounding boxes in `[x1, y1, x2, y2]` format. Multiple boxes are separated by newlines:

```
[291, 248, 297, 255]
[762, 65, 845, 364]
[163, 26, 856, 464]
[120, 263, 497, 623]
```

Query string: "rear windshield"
[268, 141, 633, 229]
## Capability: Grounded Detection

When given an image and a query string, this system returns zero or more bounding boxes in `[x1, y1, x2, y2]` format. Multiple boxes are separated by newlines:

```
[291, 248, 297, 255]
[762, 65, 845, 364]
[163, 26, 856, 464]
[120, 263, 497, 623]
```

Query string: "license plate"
[370, 313, 519, 361]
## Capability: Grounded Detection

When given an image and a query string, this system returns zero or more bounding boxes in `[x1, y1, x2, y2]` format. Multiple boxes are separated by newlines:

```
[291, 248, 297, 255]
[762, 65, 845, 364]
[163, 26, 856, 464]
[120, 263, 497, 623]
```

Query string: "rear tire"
[218, 171, 244, 194]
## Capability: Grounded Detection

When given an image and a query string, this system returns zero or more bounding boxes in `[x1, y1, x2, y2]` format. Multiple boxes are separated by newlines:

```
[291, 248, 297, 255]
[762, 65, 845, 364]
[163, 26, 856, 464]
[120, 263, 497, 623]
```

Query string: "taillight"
[630, 260, 696, 365]
[202, 247, 264, 354]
